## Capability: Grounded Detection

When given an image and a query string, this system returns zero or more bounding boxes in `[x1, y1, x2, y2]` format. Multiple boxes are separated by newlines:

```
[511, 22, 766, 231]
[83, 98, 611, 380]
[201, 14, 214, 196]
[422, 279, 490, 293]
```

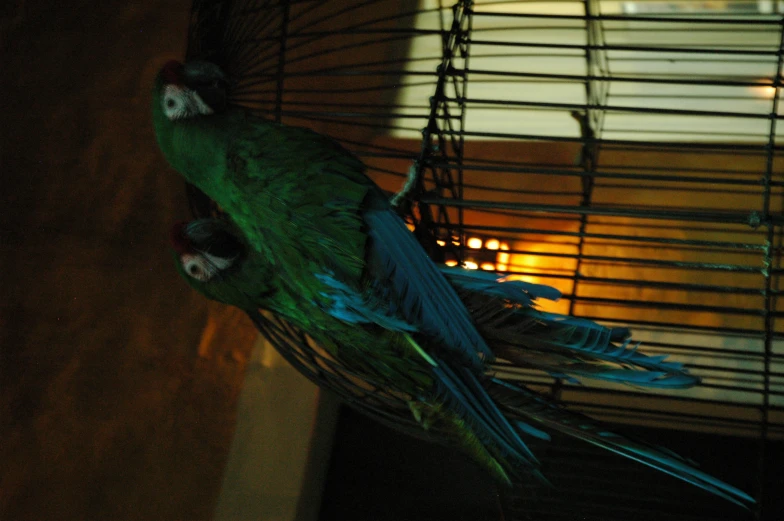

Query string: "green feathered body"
[154, 103, 429, 376]
[154, 92, 372, 287]
[153, 70, 756, 504]
[155, 87, 521, 480]
[172, 229, 512, 480]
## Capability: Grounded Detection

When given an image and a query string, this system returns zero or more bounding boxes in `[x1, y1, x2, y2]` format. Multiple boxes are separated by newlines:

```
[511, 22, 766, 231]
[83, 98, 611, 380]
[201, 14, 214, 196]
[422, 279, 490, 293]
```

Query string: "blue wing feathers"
[315, 273, 417, 332]
[363, 208, 493, 364]
[321, 208, 738, 500]
[445, 267, 699, 388]
[440, 265, 562, 302]
[433, 363, 538, 467]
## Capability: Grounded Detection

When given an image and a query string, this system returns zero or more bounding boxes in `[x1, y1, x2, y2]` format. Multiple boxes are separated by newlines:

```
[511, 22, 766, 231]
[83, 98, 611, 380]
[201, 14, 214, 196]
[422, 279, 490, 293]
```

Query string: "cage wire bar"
[401, 2, 783, 519]
[184, 0, 783, 519]
[400, 1, 784, 430]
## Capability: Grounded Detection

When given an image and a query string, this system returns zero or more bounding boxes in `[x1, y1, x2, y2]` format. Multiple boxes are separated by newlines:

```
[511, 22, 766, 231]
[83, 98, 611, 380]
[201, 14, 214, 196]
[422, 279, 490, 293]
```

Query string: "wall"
[1, 2, 259, 520]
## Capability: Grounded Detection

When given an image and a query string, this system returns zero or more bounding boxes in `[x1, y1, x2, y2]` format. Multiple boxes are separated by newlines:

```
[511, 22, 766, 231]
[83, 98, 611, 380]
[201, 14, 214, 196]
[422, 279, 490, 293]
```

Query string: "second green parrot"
[155, 60, 753, 506]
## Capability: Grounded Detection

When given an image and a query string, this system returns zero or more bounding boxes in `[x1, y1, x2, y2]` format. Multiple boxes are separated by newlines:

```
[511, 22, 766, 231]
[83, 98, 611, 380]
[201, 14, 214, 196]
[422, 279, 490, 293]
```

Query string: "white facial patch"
[162, 84, 214, 121]
[181, 253, 214, 281]
[181, 251, 236, 282]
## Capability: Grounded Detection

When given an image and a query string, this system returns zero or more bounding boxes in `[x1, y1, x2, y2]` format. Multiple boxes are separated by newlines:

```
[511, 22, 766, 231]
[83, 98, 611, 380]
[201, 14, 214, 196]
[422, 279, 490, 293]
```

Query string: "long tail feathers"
[489, 378, 755, 508]
[442, 266, 699, 388]
[359, 229, 726, 496]
[441, 266, 562, 303]
[403, 331, 548, 485]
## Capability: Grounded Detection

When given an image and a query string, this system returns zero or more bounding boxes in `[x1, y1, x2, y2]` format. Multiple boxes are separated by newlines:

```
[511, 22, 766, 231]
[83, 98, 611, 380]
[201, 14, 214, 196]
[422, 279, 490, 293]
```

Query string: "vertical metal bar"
[553, 0, 600, 404]
[568, 0, 599, 322]
[456, 0, 473, 261]
[429, 2, 455, 243]
[410, 0, 467, 263]
[274, 0, 290, 123]
[438, 1, 457, 258]
[755, 14, 784, 521]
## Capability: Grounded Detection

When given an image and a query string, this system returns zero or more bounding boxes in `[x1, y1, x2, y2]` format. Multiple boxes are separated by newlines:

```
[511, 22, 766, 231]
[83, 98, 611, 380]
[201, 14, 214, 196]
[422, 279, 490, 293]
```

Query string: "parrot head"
[170, 219, 244, 282]
[156, 60, 229, 121]
[170, 219, 272, 311]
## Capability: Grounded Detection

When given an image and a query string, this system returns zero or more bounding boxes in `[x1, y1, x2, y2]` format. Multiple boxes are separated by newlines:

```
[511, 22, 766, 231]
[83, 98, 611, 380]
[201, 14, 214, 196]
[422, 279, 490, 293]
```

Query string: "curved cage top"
[182, 1, 784, 519]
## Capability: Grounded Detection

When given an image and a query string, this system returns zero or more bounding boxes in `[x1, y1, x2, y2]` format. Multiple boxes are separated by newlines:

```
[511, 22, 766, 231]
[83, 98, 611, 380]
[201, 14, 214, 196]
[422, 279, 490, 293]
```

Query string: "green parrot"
[168, 214, 752, 506]
[155, 60, 753, 506]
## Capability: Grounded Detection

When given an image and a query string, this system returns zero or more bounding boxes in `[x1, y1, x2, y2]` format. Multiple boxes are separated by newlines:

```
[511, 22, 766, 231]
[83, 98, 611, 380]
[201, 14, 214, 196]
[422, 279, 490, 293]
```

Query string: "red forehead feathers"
[170, 221, 192, 254]
[160, 60, 184, 85]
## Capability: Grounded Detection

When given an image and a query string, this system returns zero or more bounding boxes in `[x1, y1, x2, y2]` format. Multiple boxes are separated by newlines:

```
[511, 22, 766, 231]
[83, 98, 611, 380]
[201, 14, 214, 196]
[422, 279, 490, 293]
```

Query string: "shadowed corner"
[212, 330, 342, 521]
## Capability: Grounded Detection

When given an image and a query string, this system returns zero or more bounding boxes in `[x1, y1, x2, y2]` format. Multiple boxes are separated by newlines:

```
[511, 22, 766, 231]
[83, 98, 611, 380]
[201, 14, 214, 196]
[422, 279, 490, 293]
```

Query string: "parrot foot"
[391, 162, 420, 208]
[407, 400, 438, 430]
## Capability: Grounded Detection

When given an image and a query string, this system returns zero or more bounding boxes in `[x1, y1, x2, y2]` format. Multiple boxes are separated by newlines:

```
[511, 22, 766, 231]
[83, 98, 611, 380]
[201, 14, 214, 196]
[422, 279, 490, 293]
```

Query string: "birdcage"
[183, 1, 784, 519]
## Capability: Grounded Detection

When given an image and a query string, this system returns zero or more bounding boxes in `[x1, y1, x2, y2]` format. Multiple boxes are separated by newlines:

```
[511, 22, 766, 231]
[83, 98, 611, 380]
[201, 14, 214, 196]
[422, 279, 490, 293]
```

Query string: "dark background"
[1, 2, 258, 520]
[321, 407, 782, 521]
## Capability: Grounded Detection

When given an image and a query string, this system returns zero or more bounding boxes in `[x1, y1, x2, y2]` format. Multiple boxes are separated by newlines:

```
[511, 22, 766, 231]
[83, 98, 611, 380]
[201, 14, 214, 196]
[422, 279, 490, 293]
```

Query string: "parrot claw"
[391, 162, 420, 208]
[408, 400, 437, 430]
[408, 401, 423, 424]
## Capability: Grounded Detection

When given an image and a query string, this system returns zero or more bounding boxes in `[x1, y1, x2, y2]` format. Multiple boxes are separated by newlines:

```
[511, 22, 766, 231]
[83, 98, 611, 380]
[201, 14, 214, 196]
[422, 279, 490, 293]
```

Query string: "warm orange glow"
[405, 222, 415, 232]
[503, 240, 575, 314]
[752, 84, 778, 99]
[480, 262, 495, 271]
[445, 259, 458, 267]
[464, 261, 479, 270]
[496, 263, 508, 271]
[485, 239, 500, 250]
[436, 239, 446, 247]
[467, 237, 483, 249]
[497, 242, 511, 266]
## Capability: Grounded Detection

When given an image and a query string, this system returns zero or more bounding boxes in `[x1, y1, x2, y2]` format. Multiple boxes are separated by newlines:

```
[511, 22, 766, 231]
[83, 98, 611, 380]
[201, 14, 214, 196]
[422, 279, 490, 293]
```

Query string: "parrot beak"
[172, 219, 246, 261]
[181, 60, 229, 113]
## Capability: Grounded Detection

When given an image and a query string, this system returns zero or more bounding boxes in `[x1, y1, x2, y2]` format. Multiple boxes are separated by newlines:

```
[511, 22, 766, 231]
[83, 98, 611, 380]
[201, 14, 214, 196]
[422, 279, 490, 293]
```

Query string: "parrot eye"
[182, 254, 214, 282]
[162, 85, 190, 121]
